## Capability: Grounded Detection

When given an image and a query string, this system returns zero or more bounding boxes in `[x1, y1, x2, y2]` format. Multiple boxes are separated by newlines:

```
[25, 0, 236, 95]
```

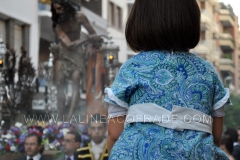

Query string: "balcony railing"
[219, 33, 234, 52]
[219, 58, 234, 73]
[219, 9, 235, 27]
[193, 40, 212, 60]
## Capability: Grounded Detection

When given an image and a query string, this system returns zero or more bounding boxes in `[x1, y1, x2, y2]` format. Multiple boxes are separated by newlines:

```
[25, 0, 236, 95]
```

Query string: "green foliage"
[222, 54, 232, 60]
[223, 94, 240, 129]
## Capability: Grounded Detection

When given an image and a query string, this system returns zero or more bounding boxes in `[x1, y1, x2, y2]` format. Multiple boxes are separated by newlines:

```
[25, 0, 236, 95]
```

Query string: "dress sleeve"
[212, 69, 231, 111]
[104, 60, 138, 110]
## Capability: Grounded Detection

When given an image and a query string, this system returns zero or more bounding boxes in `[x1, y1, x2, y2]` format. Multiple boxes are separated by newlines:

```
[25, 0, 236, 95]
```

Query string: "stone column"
[6, 19, 15, 48]
[22, 25, 30, 55]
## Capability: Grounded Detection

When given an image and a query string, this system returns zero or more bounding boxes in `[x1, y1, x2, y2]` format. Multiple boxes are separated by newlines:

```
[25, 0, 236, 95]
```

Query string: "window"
[201, 2, 205, 10]
[116, 6, 122, 29]
[109, 2, 115, 26]
[0, 20, 6, 42]
[109, 2, 122, 30]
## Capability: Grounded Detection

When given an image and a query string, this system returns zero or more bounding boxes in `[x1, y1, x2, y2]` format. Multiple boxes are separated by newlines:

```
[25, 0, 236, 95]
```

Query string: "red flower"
[5, 145, 10, 151]
[15, 138, 20, 144]
[37, 132, 42, 137]
[14, 131, 19, 135]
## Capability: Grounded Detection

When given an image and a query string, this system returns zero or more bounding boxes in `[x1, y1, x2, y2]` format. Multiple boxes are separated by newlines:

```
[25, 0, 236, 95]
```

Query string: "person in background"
[224, 128, 240, 160]
[220, 135, 235, 160]
[105, 0, 231, 159]
[56, 131, 81, 160]
[15, 132, 51, 160]
[77, 114, 108, 160]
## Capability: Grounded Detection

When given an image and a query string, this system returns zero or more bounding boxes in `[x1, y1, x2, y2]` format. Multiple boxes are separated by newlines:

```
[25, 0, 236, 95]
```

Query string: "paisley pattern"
[105, 51, 229, 160]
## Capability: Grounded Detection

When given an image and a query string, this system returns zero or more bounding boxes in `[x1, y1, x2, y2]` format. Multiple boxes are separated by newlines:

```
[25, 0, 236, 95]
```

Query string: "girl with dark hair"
[105, 0, 231, 159]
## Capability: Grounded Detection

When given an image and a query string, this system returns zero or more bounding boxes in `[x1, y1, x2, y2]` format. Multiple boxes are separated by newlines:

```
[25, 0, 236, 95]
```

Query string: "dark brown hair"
[221, 135, 234, 154]
[125, 0, 201, 52]
[224, 128, 238, 142]
[67, 131, 81, 143]
[51, 1, 76, 28]
[25, 132, 42, 145]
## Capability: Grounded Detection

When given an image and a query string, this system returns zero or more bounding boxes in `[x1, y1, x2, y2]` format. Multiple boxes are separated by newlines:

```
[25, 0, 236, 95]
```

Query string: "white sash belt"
[125, 103, 213, 134]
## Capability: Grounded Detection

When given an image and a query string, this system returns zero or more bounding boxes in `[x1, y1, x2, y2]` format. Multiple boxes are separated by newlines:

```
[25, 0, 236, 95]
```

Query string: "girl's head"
[125, 0, 200, 52]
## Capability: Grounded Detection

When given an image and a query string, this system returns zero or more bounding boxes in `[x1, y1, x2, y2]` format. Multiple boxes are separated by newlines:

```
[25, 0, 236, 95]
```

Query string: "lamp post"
[100, 36, 120, 85]
[0, 36, 6, 134]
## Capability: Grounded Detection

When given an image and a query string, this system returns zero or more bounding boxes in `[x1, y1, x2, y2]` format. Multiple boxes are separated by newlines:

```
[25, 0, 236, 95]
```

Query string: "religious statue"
[50, 0, 102, 121]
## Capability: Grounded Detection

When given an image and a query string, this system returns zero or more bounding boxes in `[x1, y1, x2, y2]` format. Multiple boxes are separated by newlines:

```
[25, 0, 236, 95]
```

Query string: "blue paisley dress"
[105, 51, 230, 160]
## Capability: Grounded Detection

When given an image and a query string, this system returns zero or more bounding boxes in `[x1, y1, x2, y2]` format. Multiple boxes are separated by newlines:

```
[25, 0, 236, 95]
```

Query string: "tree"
[223, 94, 240, 129]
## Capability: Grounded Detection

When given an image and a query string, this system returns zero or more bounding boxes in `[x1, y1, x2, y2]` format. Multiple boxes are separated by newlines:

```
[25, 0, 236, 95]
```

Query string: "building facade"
[194, 0, 240, 95]
[0, 0, 40, 73]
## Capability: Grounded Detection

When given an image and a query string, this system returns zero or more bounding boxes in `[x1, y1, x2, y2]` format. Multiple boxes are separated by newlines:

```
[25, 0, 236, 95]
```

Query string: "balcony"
[219, 58, 234, 73]
[219, 33, 234, 52]
[201, 13, 211, 31]
[219, 9, 235, 27]
[201, 11, 211, 31]
[193, 40, 211, 60]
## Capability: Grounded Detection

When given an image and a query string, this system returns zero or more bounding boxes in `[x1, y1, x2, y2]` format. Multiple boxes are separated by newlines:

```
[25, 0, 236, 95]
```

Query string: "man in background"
[77, 114, 108, 160]
[15, 132, 51, 160]
[56, 131, 81, 160]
